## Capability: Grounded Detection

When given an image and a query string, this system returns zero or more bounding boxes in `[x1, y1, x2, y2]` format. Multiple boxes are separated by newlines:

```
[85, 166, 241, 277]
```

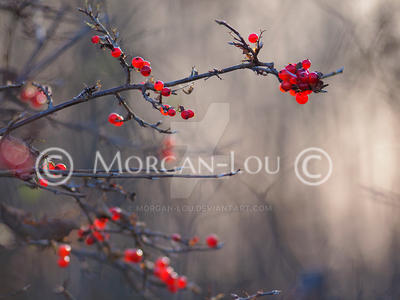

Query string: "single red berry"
[206, 234, 219, 248]
[177, 276, 187, 289]
[298, 82, 310, 91]
[278, 69, 291, 81]
[285, 64, 297, 75]
[124, 248, 143, 263]
[155, 256, 170, 269]
[160, 104, 170, 116]
[58, 244, 71, 257]
[161, 87, 171, 97]
[111, 47, 122, 58]
[142, 60, 151, 67]
[167, 109, 176, 117]
[248, 33, 259, 43]
[302, 59, 311, 69]
[39, 178, 48, 187]
[31, 91, 47, 108]
[140, 65, 152, 77]
[181, 110, 190, 120]
[308, 72, 319, 85]
[289, 89, 297, 96]
[131, 56, 144, 69]
[20, 86, 37, 101]
[171, 233, 181, 242]
[55, 163, 67, 171]
[85, 235, 95, 245]
[109, 207, 122, 221]
[280, 81, 292, 92]
[57, 256, 70, 268]
[154, 81, 164, 91]
[296, 92, 309, 104]
[108, 113, 123, 127]
[94, 218, 108, 230]
[91, 35, 100, 44]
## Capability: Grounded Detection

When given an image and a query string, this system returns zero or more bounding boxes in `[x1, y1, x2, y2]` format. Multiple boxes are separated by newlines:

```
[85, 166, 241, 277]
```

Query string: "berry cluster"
[57, 244, 71, 268]
[77, 217, 110, 245]
[131, 56, 152, 77]
[153, 257, 187, 293]
[38, 161, 68, 187]
[278, 59, 323, 104]
[19, 84, 47, 109]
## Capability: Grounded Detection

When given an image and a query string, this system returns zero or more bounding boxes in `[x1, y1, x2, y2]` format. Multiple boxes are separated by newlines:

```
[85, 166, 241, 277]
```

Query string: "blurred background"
[1, 0, 400, 299]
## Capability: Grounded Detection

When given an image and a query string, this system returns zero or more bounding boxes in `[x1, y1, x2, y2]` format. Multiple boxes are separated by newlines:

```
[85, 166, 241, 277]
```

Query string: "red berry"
[39, 178, 48, 187]
[302, 59, 311, 69]
[280, 81, 292, 92]
[285, 64, 297, 75]
[140, 65, 152, 77]
[93, 218, 108, 230]
[124, 248, 143, 263]
[308, 72, 319, 85]
[109, 207, 122, 221]
[160, 104, 170, 116]
[289, 90, 297, 96]
[206, 234, 219, 248]
[177, 276, 187, 289]
[248, 33, 259, 43]
[57, 256, 70, 268]
[111, 47, 122, 58]
[91, 35, 100, 44]
[58, 244, 71, 257]
[168, 109, 176, 117]
[296, 92, 309, 104]
[55, 163, 67, 171]
[85, 235, 95, 245]
[31, 91, 46, 108]
[131, 56, 144, 69]
[142, 61, 151, 67]
[181, 110, 190, 120]
[108, 113, 123, 127]
[155, 257, 170, 269]
[171, 233, 181, 242]
[289, 76, 298, 85]
[297, 71, 309, 83]
[278, 69, 291, 81]
[161, 87, 171, 97]
[154, 81, 164, 91]
[20, 86, 36, 101]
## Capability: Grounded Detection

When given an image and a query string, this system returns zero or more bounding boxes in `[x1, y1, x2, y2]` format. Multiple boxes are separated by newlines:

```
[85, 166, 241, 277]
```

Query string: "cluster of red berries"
[57, 244, 71, 268]
[160, 137, 176, 163]
[38, 161, 68, 187]
[278, 59, 322, 104]
[159, 104, 194, 120]
[78, 217, 110, 245]
[19, 84, 47, 109]
[153, 257, 187, 293]
[131, 56, 152, 77]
